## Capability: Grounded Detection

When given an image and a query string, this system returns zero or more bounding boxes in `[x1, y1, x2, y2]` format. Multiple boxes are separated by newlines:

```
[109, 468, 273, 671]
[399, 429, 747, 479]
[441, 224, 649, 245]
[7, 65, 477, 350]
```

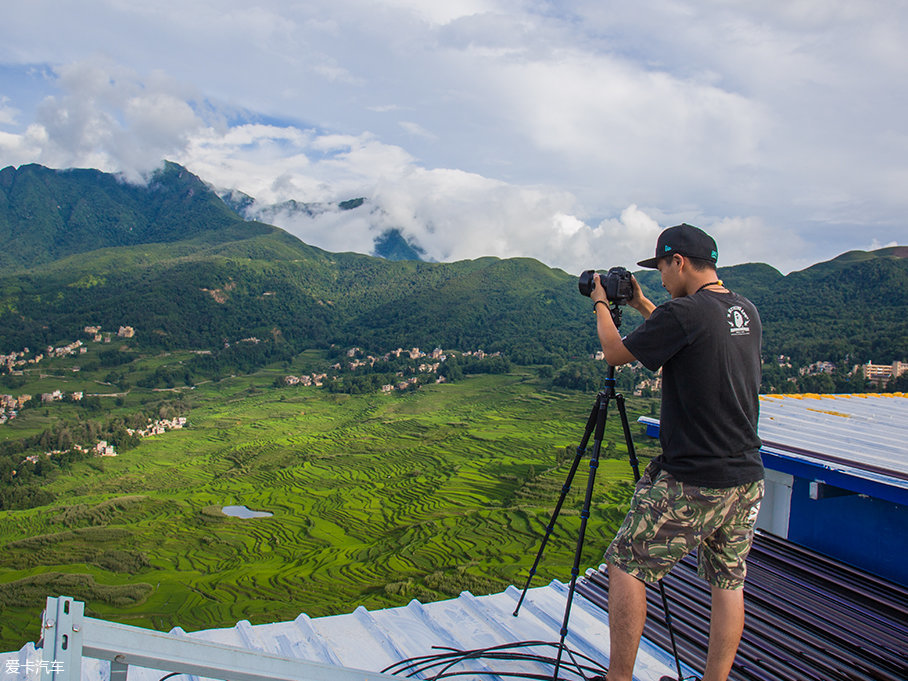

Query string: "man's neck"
[684, 272, 725, 296]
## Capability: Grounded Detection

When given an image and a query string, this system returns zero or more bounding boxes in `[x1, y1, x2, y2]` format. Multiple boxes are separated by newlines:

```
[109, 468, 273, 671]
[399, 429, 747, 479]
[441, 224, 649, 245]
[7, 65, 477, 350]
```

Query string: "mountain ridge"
[1, 163, 905, 365]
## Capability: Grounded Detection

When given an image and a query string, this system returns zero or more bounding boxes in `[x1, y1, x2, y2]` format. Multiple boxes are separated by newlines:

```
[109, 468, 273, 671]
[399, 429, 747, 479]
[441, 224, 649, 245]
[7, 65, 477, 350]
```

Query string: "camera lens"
[578, 270, 597, 297]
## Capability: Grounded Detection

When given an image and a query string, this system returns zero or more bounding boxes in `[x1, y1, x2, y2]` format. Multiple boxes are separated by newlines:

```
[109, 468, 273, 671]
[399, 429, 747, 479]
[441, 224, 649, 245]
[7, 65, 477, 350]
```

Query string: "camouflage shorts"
[604, 461, 764, 589]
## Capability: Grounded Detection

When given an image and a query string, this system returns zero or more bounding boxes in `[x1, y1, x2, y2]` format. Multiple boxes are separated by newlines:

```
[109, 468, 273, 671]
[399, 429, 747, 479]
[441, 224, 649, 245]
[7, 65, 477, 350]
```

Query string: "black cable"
[382, 640, 608, 680]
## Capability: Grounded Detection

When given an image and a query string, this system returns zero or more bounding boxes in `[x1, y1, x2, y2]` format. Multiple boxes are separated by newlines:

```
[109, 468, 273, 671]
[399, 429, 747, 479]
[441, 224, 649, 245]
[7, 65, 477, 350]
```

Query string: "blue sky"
[1, 1, 906, 273]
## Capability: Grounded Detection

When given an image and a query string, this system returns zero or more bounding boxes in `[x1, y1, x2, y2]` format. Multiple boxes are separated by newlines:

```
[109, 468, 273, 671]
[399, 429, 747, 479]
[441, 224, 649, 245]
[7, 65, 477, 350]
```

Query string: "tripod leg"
[513, 393, 604, 617]
[553, 388, 611, 678]
[615, 394, 641, 482]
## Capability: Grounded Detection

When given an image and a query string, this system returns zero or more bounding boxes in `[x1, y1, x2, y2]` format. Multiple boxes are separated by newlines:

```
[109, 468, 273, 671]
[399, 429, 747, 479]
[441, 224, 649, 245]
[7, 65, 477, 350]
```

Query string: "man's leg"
[606, 562, 648, 681]
[702, 585, 744, 681]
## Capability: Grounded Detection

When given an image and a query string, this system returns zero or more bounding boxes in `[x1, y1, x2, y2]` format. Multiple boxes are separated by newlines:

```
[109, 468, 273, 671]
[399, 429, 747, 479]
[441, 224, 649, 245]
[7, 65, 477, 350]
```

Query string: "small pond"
[221, 505, 273, 519]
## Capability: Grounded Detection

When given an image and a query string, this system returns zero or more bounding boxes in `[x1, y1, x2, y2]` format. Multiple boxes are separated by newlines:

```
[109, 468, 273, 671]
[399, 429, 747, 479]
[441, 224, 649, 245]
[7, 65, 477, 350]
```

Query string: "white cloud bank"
[0, 1, 905, 274]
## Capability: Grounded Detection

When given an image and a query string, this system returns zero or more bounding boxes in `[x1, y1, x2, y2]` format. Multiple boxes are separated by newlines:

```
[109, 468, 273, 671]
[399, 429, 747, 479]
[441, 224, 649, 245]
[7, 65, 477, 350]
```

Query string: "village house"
[634, 376, 662, 396]
[285, 373, 327, 387]
[1, 350, 30, 370]
[118, 326, 136, 338]
[854, 360, 907, 387]
[123, 417, 188, 439]
[95, 441, 116, 457]
[4, 330, 109, 376]
[462, 349, 500, 360]
[55, 340, 83, 357]
[348, 357, 375, 371]
[801, 360, 836, 376]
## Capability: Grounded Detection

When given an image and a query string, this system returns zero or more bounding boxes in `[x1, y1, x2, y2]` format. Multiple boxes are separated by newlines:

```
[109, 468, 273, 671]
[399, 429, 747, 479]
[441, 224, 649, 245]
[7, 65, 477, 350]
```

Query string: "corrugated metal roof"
[640, 393, 908, 484]
[3, 580, 692, 681]
[758, 393, 908, 482]
[578, 531, 908, 681]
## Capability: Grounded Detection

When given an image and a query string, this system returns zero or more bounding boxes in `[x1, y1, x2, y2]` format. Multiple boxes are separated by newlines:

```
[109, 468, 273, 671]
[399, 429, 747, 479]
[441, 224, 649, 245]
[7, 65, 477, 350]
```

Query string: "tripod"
[512, 305, 684, 681]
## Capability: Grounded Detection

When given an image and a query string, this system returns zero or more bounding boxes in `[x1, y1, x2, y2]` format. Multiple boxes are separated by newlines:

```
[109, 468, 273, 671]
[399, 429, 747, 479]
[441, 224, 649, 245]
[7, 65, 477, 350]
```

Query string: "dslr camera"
[578, 267, 634, 305]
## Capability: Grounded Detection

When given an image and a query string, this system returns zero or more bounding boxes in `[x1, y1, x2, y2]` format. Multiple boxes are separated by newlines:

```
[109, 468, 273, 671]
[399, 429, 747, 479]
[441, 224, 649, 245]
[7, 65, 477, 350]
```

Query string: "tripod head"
[602, 301, 623, 329]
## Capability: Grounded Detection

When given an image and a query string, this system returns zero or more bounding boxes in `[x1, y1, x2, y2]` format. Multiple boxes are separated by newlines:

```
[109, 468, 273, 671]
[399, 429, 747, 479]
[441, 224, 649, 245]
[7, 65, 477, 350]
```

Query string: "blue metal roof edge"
[635, 415, 908, 506]
[760, 447, 908, 506]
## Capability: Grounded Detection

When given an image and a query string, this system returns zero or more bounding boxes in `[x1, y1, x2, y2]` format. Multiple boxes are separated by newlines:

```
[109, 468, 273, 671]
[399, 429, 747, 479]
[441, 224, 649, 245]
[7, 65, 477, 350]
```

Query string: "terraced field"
[0, 370, 660, 651]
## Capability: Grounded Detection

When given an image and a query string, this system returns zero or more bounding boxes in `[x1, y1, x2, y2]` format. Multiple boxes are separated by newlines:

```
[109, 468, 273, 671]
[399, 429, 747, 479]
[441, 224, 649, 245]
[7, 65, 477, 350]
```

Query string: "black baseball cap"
[637, 223, 718, 269]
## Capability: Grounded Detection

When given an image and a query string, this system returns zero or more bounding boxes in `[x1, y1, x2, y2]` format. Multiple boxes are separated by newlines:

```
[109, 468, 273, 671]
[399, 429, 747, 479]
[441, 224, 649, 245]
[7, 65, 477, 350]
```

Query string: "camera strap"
[695, 280, 722, 293]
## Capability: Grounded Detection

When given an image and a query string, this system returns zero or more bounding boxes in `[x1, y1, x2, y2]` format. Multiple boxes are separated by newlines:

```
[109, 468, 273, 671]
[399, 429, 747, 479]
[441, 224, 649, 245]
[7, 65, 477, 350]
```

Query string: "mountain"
[748, 247, 908, 364]
[0, 163, 905, 367]
[0, 164, 590, 361]
[373, 228, 427, 261]
[217, 191, 429, 263]
[0, 162, 249, 272]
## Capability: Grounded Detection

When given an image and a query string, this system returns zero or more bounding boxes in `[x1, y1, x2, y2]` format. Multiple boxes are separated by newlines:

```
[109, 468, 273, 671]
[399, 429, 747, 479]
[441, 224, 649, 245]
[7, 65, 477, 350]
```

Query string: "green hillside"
[0, 163, 594, 362]
[751, 249, 908, 363]
[0, 162, 905, 366]
[0, 162, 251, 272]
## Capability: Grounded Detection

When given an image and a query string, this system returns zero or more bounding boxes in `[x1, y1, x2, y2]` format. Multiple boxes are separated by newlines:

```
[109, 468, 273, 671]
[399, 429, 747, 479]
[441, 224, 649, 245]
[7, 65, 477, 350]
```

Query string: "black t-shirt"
[623, 289, 763, 487]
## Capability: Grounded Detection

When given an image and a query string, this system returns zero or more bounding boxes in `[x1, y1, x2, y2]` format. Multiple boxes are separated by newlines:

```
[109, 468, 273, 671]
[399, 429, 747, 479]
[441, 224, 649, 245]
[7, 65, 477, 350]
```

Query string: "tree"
[438, 356, 463, 382]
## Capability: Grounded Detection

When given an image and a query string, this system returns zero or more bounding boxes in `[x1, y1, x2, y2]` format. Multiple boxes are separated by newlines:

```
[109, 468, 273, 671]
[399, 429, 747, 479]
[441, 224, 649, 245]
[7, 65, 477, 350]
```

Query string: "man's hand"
[591, 273, 609, 305]
[628, 275, 656, 319]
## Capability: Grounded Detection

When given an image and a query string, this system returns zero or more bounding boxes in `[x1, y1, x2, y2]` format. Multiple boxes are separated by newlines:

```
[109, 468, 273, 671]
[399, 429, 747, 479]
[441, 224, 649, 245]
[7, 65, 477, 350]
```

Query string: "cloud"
[868, 239, 899, 251]
[0, 97, 20, 127]
[0, 1, 905, 274]
[482, 51, 769, 200]
[399, 121, 438, 140]
[0, 57, 207, 181]
[176, 114, 675, 272]
[707, 216, 812, 272]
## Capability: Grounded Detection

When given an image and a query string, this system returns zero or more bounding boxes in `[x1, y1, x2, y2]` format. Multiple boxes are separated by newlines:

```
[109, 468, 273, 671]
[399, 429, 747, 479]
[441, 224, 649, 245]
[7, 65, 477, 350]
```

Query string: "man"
[589, 224, 764, 681]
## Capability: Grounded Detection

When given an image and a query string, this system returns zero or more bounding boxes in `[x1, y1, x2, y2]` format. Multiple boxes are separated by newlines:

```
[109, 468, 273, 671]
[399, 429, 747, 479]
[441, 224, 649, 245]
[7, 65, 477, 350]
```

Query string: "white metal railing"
[35, 596, 398, 681]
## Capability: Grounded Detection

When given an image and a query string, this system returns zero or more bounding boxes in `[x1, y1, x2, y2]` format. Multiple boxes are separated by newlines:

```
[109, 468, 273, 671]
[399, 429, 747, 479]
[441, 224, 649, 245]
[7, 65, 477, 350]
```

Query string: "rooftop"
[3, 580, 690, 681]
[757, 393, 908, 482]
[579, 531, 908, 681]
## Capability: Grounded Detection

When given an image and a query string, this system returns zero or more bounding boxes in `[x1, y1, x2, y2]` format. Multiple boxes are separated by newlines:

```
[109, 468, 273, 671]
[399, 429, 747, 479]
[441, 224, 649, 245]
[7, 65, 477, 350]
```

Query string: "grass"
[0, 368, 660, 651]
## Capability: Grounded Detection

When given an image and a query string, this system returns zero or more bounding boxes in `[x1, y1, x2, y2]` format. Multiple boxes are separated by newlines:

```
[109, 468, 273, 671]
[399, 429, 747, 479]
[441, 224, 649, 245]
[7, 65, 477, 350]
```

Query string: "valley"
[0, 364, 659, 651]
